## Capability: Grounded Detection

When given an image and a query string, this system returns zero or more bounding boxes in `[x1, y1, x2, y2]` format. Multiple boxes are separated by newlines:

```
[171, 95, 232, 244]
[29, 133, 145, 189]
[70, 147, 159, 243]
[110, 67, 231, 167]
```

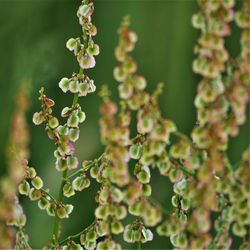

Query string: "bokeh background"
[0, 0, 248, 249]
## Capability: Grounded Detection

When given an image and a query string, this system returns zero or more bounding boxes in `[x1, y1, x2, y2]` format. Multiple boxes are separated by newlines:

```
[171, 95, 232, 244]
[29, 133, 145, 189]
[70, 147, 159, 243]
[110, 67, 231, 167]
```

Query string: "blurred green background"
[0, 0, 248, 249]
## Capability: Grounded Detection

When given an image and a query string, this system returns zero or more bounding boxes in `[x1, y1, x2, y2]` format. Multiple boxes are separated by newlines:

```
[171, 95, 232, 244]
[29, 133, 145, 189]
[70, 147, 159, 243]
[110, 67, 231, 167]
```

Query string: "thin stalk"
[17, 223, 31, 250]
[137, 241, 142, 250]
[59, 221, 96, 245]
[178, 164, 195, 177]
[52, 170, 68, 242]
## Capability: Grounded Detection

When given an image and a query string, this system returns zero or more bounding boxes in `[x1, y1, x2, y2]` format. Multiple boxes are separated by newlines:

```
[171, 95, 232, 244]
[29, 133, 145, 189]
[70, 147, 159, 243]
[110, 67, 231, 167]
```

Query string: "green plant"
[1, 0, 249, 249]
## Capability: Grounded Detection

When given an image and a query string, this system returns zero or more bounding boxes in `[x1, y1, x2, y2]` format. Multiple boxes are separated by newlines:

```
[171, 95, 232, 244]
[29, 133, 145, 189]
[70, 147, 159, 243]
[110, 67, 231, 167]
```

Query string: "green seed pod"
[61, 107, 71, 117]
[32, 111, 44, 125]
[86, 229, 97, 242]
[78, 4, 93, 18]
[232, 222, 247, 237]
[63, 183, 75, 197]
[18, 181, 30, 196]
[46, 203, 56, 216]
[71, 242, 83, 250]
[38, 198, 50, 210]
[27, 167, 37, 179]
[66, 38, 77, 51]
[137, 117, 154, 134]
[123, 226, 133, 243]
[87, 44, 100, 56]
[129, 143, 142, 159]
[66, 155, 79, 170]
[55, 158, 68, 172]
[69, 80, 79, 94]
[115, 205, 127, 220]
[67, 113, 80, 128]
[95, 205, 107, 219]
[79, 55, 96, 69]
[142, 184, 152, 197]
[29, 188, 42, 201]
[111, 221, 124, 234]
[72, 176, 90, 191]
[111, 187, 123, 203]
[65, 204, 74, 215]
[77, 110, 86, 123]
[156, 224, 168, 236]
[181, 197, 190, 211]
[137, 166, 151, 184]
[84, 240, 96, 250]
[133, 230, 141, 242]
[171, 195, 179, 207]
[48, 117, 59, 129]
[96, 220, 109, 236]
[59, 77, 70, 92]
[79, 82, 89, 96]
[134, 76, 147, 90]
[118, 83, 133, 99]
[31, 176, 43, 190]
[142, 227, 153, 242]
[56, 206, 67, 219]
[69, 128, 80, 142]
[113, 66, 127, 82]
[90, 165, 99, 178]
[57, 125, 69, 136]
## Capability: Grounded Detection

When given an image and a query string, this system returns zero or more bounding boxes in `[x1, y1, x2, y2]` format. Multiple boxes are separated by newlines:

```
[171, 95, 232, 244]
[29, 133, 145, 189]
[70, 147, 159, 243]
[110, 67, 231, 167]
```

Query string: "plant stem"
[52, 170, 68, 243]
[17, 223, 31, 250]
[178, 164, 195, 177]
[59, 221, 96, 245]
[137, 241, 142, 250]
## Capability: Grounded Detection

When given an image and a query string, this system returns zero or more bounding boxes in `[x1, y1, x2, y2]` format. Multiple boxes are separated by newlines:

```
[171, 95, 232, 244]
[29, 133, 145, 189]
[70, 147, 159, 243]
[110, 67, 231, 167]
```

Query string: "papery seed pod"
[57, 125, 69, 136]
[31, 176, 43, 190]
[66, 38, 77, 51]
[111, 221, 124, 234]
[115, 205, 127, 220]
[134, 76, 147, 90]
[69, 128, 80, 142]
[27, 167, 37, 178]
[69, 80, 79, 94]
[87, 44, 100, 56]
[118, 83, 133, 99]
[18, 181, 30, 196]
[46, 203, 56, 216]
[142, 184, 152, 196]
[123, 226, 133, 243]
[78, 3, 94, 18]
[96, 220, 109, 236]
[55, 158, 68, 172]
[66, 155, 79, 170]
[129, 143, 142, 159]
[77, 110, 86, 123]
[29, 188, 42, 201]
[232, 222, 247, 237]
[141, 227, 153, 243]
[59, 77, 70, 92]
[67, 113, 80, 128]
[61, 107, 72, 117]
[95, 205, 107, 219]
[86, 229, 97, 242]
[48, 117, 59, 129]
[32, 112, 44, 125]
[79, 81, 89, 96]
[38, 197, 50, 210]
[63, 182, 75, 197]
[79, 55, 96, 69]
[56, 206, 68, 219]
[114, 66, 127, 82]
[65, 204, 74, 215]
[72, 176, 90, 191]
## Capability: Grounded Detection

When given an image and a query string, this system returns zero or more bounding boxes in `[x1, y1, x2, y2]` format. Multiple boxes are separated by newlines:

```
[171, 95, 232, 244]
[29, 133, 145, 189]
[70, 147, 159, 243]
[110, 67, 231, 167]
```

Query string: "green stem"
[41, 188, 57, 202]
[178, 164, 195, 177]
[59, 221, 96, 245]
[137, 241, 142, 250]
[17, 223, 32, 250]
[52, 170, 68, 243]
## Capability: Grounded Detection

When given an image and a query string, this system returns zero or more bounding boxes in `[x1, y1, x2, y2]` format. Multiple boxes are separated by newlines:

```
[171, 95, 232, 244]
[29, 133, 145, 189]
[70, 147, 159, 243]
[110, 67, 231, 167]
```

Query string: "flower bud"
[31, 176, 43, 190]
[63, 183, 75, 197]
[48, 117, 59, 129]
[29, 188, 42, 201]
[18, 181, 30, 196]
[32, 112, 44, 125]
[59, 77, 70, 92]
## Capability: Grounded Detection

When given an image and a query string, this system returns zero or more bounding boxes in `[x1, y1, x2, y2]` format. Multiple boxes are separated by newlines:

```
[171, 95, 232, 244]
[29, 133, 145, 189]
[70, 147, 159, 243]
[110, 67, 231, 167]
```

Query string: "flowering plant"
[1, 0, 249, 249]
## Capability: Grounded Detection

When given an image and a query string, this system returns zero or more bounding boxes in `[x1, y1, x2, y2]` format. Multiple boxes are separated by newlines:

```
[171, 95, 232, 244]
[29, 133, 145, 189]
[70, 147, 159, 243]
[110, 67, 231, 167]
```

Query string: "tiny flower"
[32, 112, 44, 125]
[66, 38, 77, 51]
[48, 117, 59, 129]
[72, 176, 90, 191]
[142, 184, 152, 197]
[57, 125, 69, 136]
[18, 181, 30, 196]
[55, 158, 68, 172]
[27, 167, 37, 178]
[31, 176, 43, 189]
[77, 110, 86, 123]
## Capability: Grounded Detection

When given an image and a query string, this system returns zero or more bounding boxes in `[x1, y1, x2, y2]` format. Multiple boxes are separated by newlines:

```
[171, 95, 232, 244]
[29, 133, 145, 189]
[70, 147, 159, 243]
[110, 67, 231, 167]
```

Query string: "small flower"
[111, 221, 124, 234]
[79, 55, 96, 69]
[31, 176, 43, 190]
[38, 198, 50, 210]
[29, 188, 42, 201]
[48, 117, 59, 129]
[87, 44, 100, 56]
[66, 38, 77, 51]
[59, 77, 70, 92]
[63, 182, 75, 197]
[69, 128, 80, 142]
[32, 112, 44, 125]
[18, 181, 30, 196]
[78, 3, 94, 18]
[69, 80, 79, 93]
